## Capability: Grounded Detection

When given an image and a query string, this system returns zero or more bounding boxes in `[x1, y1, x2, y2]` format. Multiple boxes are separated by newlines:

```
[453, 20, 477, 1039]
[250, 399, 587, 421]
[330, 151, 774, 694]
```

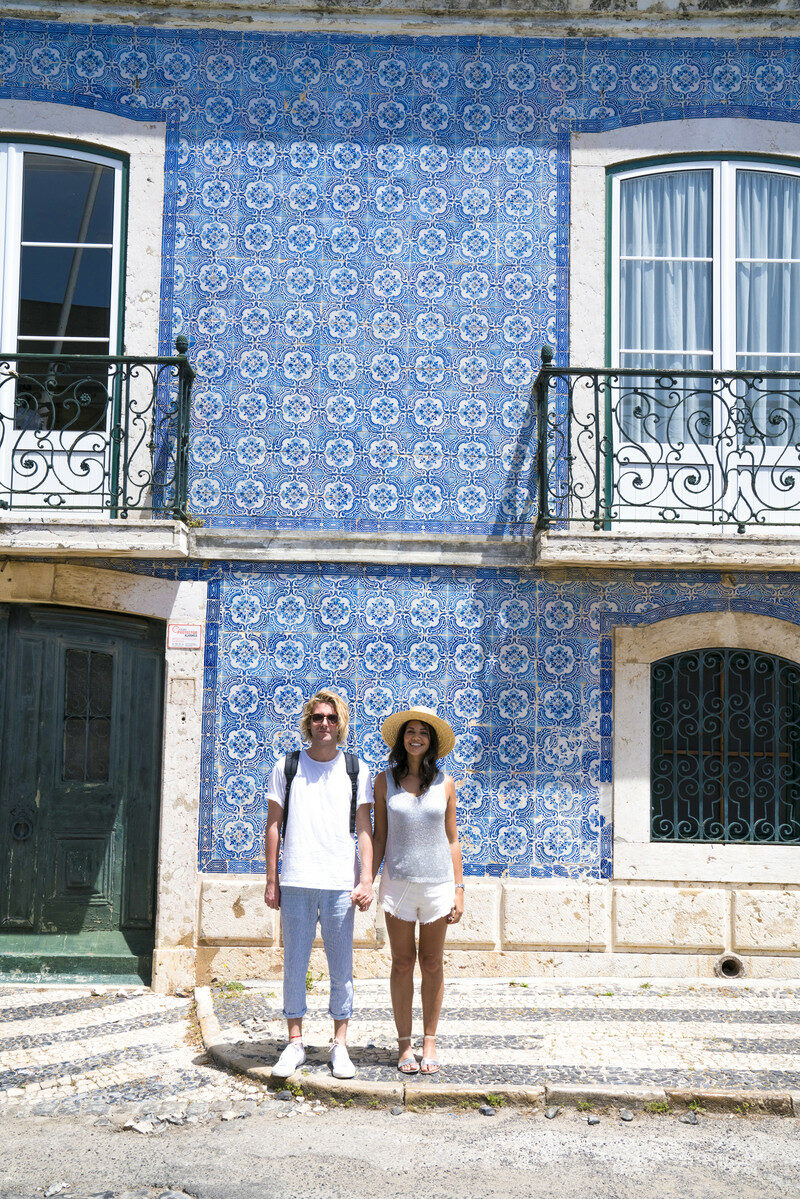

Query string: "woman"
[371, 705, 464, 1074]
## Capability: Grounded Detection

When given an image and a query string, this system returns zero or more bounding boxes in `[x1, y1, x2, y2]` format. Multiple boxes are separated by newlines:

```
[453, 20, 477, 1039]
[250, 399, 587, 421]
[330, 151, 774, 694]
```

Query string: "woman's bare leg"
[385, 912, 418, 1064]
[418, 916, 448, 1070]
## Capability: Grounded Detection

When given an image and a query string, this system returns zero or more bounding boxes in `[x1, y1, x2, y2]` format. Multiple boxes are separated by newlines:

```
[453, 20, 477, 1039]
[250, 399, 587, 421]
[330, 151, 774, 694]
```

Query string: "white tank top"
[382, 769, 453, 884]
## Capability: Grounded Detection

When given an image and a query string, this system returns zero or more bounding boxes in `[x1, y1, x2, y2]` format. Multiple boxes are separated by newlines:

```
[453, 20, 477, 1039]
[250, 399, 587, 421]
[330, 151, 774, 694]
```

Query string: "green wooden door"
[0, 604, 164, 982]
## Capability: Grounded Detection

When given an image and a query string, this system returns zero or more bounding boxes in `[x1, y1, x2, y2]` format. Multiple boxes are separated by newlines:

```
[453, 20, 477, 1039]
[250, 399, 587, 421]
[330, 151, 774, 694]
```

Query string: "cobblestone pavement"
[212, 977, 800, 1091]
[0, 986, 285, 1128]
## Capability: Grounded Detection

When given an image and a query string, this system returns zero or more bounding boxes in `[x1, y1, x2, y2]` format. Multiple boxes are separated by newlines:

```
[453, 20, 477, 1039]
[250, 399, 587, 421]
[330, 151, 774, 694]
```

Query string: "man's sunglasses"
[311, 713, 339, 724]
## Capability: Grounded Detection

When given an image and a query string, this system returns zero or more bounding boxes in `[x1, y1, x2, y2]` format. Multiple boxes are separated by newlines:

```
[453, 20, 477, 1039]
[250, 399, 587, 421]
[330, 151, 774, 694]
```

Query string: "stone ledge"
[536, 529, 800, 572]
[193, 527, 535, 568]
[405, 1083, 545, 1109]
[196, 945, 800, 982]
[9, 0, 800, 39]
[194, 524, 800, 571]
[0, 516, 188, 559]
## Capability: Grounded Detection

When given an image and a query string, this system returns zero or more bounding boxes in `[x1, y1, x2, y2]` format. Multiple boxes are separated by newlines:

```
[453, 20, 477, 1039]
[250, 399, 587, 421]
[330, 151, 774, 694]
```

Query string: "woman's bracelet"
[454, 883, 465, 890]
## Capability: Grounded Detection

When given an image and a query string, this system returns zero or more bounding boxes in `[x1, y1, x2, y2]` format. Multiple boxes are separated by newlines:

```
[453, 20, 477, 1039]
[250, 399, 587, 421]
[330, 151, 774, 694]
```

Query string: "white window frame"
[0, 99, 166, 363]
[613, 611, 800, 884]
[0, 101, 166, 514]
[609, 156, 800, 375]
[570, 118, 800, 368]
[0, 142, 125, 369]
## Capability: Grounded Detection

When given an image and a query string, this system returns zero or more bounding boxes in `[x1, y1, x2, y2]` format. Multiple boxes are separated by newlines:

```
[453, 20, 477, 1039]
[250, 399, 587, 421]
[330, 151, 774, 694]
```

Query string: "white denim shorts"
[379, 870, 454, 925]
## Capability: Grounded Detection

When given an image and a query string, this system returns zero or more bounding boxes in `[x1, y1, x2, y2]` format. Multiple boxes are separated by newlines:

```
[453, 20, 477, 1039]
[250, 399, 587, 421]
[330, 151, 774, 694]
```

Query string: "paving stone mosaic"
[2, 22, 800, 534]
[212, 978, 800, 1090]
[0, 987, 268, 1119]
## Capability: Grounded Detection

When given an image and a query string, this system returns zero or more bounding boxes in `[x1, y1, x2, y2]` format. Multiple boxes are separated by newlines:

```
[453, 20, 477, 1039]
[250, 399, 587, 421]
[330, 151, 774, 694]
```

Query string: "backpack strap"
[344, 751, 359, 835]
[281, 750, 300, 840]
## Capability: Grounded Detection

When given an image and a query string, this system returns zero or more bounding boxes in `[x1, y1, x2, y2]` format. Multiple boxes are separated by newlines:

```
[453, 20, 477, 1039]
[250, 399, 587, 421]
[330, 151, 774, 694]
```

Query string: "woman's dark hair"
[389, 720, 440, 795]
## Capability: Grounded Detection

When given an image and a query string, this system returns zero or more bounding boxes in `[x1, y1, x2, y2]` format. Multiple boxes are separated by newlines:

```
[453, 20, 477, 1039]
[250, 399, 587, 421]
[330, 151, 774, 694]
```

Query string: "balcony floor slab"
[536, 528, 800, 572]
[0, 516, 189, 559]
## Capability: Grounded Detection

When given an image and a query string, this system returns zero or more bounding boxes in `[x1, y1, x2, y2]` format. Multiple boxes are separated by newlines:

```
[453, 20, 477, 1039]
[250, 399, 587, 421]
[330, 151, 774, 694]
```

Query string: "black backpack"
[281, 750, 360, 840]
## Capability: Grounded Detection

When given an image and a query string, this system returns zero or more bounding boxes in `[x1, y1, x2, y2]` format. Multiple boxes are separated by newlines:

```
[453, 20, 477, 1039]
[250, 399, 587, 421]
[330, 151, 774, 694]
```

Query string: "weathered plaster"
[614, 611, 800, 885]
[0, 560, 207, 994]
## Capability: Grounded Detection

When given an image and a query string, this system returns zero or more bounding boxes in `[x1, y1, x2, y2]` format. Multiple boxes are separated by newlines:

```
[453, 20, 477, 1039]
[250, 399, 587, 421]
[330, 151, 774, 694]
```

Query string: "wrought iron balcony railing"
[0, 337, 194, 519]
[534, 346, 800, 533]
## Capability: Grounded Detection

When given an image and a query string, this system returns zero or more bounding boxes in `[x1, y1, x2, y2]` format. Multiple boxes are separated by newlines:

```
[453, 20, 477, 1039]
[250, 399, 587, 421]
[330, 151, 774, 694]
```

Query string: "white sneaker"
[271, 1040, 306, 1079]
[330, 1042, 356, 1079]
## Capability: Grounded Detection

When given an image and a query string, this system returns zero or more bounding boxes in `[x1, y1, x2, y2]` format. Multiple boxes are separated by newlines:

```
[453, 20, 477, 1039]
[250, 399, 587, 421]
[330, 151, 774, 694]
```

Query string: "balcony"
[533, 348, 800, 571]
[0, 337, 194, 559]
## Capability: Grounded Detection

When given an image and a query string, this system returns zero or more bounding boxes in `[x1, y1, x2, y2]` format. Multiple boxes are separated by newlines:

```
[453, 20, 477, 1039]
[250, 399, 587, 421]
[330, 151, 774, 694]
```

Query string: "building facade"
[1, 3, 800, 989]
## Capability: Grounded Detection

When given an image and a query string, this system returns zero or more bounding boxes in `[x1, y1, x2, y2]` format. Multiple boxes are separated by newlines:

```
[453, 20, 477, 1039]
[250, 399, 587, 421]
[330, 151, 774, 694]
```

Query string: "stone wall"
[196, 875, 800, 980]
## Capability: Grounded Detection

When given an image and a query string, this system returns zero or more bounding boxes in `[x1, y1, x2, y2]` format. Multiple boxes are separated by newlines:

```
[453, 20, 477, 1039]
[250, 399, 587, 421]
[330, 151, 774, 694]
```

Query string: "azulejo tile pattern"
[3, 23, 800, 533]
[183, 562, 800, 878]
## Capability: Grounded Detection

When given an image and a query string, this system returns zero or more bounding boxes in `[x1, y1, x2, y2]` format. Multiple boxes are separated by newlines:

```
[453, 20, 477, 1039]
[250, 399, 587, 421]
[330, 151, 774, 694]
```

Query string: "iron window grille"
[651, 647, 800, 843]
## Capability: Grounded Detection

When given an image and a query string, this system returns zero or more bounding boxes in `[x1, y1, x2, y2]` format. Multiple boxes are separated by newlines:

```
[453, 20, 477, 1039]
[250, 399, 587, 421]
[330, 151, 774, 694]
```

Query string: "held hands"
[264, 879, 281, 910]
[447, 888, 464, 924]
[350, 881, 374, 911]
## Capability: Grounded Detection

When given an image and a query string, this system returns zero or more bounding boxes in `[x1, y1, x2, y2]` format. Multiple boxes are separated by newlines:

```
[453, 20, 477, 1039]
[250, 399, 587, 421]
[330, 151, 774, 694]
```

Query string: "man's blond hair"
[300, 689, 350, 746]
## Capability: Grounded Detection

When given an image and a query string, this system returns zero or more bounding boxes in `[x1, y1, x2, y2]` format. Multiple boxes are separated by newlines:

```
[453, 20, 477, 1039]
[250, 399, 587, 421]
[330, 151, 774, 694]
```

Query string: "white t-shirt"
[266, 749, 373, 890]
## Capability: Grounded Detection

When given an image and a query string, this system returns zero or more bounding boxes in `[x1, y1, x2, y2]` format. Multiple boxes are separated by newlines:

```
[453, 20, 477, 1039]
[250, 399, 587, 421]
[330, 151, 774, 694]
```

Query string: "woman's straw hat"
[380, 705, 455, 758]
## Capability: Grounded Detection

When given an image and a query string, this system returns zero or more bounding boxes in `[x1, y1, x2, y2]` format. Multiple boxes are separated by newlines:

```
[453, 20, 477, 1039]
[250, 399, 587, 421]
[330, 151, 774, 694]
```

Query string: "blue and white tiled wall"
[4, 21, 800, 879]
[2, 22, 799, 534]
[184, 562, 800, 879]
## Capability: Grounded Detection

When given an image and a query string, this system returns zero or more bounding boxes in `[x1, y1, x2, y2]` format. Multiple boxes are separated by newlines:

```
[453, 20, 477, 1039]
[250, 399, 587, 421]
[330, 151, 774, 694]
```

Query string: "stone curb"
[404, 1083, 545, 1109]
[194, 987, 799, 1117]
[544, 1084, 667, 1111]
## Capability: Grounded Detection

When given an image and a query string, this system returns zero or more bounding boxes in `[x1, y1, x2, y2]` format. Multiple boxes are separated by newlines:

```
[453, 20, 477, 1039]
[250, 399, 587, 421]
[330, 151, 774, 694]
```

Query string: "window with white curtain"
[610, 158, 800, 445]
[0, 143, 124, 431]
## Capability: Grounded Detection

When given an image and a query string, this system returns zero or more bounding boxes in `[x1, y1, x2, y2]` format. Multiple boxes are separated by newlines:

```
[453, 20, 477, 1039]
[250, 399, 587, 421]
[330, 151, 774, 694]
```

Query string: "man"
[264, 688, 374, 1080]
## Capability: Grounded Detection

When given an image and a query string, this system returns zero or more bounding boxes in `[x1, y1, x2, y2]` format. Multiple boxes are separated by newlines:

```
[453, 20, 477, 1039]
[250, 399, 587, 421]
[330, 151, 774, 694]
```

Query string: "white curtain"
[619, 171, 712, 443]
[737, 170, 800, 443]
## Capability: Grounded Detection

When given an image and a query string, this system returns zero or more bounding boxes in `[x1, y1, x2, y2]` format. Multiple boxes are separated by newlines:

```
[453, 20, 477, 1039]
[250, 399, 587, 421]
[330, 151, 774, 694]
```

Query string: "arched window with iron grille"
[651, 648, 800, 843]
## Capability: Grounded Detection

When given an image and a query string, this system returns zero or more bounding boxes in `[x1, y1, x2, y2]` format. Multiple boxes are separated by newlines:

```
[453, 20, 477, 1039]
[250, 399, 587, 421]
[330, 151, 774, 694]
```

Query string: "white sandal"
[420, 1036, 440, 1074]
[397, 1035, 419, 1074]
